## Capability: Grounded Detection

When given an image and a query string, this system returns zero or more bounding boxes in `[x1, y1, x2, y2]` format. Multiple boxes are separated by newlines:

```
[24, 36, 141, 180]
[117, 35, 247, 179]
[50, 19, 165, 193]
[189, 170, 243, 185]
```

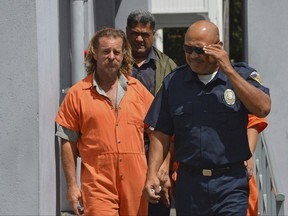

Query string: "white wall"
[0, 0, 59, 214]
[36, 0, 59, 214]
[0, 1, 39, 214]
[247, 0, 288, 212]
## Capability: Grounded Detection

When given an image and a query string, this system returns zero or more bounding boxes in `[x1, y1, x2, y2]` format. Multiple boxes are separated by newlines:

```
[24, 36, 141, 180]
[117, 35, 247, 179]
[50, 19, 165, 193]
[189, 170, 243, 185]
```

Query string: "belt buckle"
[202, 169, 212, 176]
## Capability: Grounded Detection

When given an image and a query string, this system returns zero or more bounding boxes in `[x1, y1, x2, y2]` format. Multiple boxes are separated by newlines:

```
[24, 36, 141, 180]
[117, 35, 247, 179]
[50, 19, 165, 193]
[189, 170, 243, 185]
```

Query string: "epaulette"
[232, 62, 262, 85]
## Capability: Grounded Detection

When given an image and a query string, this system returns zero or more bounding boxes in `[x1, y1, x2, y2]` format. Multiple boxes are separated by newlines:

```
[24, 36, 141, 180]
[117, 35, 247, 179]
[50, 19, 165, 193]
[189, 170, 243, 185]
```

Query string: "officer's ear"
[218, 41, 223, 47]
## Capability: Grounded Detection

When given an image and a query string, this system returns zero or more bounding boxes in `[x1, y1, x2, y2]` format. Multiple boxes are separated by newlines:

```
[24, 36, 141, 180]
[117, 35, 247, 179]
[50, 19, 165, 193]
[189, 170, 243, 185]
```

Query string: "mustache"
[104, 58, 119, 65]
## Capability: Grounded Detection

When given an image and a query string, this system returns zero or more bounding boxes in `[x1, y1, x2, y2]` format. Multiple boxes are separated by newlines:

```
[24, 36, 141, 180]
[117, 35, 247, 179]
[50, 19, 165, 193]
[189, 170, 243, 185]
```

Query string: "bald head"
[183, 20, 221, 75]
[185, 20, 219, 45]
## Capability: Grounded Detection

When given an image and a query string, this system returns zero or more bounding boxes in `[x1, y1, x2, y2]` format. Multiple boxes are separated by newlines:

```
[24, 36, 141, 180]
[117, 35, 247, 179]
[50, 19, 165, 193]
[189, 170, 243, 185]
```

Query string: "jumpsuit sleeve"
[55, 89, 80, 132]
[247, 114, 268, 133]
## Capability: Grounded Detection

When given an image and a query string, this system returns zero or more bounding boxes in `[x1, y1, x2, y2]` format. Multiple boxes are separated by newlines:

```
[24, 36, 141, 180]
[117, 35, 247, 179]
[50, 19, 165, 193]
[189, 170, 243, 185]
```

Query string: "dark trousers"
[175, 165, 249, 216]
[149, 201, 170, 216]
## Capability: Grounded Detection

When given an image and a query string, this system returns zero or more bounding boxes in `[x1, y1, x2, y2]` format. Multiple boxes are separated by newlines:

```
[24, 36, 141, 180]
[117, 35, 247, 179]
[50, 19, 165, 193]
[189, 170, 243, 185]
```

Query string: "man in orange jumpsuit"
[56, 28, 153, 216]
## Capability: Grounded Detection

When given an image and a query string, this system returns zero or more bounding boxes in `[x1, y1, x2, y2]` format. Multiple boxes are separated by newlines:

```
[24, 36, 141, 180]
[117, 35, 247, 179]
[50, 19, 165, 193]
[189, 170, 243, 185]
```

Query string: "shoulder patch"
[250, 71, 262, 85]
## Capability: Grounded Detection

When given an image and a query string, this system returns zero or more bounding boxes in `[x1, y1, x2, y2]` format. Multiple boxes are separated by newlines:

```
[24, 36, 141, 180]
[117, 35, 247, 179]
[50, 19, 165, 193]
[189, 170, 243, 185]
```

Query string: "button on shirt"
[144, 64, 270, 168]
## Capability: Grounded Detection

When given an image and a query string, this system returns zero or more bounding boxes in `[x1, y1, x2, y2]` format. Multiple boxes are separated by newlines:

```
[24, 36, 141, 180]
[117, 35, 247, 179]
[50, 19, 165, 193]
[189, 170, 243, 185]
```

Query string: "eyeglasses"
[183, 44, 205, 55]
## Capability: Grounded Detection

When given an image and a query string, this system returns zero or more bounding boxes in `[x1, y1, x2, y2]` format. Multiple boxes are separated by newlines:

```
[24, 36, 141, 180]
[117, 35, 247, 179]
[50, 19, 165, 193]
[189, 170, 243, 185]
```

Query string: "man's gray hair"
[126, 9, 155, 30]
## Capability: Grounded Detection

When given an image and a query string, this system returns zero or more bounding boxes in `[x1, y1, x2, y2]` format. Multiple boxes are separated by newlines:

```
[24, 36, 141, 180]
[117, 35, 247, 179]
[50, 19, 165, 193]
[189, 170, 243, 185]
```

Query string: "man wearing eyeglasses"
[126, 10, 177, 216]
[143, 20, 271, 215]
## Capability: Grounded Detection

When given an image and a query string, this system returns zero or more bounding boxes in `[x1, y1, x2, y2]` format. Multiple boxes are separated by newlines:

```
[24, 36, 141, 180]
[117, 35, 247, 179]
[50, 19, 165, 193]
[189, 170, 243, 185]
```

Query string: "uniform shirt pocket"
[214, 99, 244, 131]
[171, 102, 201, 132]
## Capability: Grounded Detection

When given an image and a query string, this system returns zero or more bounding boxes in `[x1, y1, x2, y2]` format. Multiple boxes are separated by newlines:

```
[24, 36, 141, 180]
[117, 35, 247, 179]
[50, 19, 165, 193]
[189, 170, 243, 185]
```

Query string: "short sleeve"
[247, 114, 268, 133]
[55, 123, 79, 142]
[55, 89, 80, 132]
[144, 83, 174, 136]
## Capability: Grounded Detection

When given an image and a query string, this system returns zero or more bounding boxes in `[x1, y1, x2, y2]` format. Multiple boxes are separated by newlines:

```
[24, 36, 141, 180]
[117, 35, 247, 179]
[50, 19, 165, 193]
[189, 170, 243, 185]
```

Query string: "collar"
[144, 47, 157, 64]
[183, 65, 228, 83]
[216, 70, 228, 82]
[81, 72, 129, 91]
[118, 73, 128, 90]
[81, 73, 94, 90]
[133, 47, 157, 67]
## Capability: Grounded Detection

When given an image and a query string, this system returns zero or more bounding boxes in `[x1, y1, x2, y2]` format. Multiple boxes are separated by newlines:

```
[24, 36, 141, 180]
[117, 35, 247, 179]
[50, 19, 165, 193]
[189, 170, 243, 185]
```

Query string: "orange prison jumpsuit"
[171, 114, 268, 216]
[246, 114, 267, 216]
[56, 73, 153, 216]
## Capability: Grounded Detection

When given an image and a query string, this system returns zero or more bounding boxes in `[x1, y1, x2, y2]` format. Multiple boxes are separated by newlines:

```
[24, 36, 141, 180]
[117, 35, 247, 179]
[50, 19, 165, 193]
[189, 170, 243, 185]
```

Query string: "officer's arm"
[224, 67, 270, 118]
[158, 142, 173, 176]
[147, 130, 171, 175]
[144, 130, 171, 203]
[157, 141, 173, 208]
[203, 44, 271, 118]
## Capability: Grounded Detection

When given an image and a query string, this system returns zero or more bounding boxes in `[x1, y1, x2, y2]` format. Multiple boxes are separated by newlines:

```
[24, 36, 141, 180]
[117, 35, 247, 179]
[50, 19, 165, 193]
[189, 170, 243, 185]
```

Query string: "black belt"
[179, 162, 245, 177]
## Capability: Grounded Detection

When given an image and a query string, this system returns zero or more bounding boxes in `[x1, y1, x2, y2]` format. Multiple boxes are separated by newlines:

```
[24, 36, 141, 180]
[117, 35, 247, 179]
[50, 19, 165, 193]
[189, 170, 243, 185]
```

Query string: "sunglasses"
[183, 44, 205, 55]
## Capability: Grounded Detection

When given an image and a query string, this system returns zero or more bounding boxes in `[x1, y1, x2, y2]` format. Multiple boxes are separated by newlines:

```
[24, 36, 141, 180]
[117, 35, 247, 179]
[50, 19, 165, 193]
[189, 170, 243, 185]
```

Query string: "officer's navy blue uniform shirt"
[144, 63, 270, 168]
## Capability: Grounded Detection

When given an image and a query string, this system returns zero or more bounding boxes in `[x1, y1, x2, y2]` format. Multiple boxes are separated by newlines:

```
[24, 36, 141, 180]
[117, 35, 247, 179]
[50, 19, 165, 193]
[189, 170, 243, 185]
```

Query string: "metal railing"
[254, 133, 285, 215]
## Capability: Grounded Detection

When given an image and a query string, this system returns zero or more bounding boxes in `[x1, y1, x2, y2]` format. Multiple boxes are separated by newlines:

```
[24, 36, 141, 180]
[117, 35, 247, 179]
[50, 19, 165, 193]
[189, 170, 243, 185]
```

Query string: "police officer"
[143, 20, 271, 215]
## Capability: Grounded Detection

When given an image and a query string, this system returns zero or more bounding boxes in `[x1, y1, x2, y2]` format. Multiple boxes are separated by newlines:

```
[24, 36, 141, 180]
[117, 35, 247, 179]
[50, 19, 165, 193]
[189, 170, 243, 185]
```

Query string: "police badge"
[224, 89, 236, 105]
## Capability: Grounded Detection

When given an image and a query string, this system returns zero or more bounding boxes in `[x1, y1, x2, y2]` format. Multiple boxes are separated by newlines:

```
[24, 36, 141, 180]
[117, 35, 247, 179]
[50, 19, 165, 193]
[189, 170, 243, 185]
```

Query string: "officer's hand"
[66, 185, 83, 216]
[144, 173, 162, 204]
[203, 43, 233, 73]
[158, 170, 171, 208]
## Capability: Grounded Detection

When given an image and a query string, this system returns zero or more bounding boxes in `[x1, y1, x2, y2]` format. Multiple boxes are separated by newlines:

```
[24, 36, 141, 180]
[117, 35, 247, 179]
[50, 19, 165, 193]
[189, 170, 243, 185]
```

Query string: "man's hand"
[203, 43, 233, 73]
[246, 157, 254, 179]
[143, 172, 162, 204]
[158, 169, 171, 208]
[66, 185, 82, 216]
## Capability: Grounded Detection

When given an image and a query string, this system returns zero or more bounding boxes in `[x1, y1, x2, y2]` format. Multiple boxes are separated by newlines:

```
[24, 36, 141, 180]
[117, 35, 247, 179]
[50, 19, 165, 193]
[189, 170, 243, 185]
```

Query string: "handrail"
[255, 133, 285, 215]
[262, 133, 284, 199]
